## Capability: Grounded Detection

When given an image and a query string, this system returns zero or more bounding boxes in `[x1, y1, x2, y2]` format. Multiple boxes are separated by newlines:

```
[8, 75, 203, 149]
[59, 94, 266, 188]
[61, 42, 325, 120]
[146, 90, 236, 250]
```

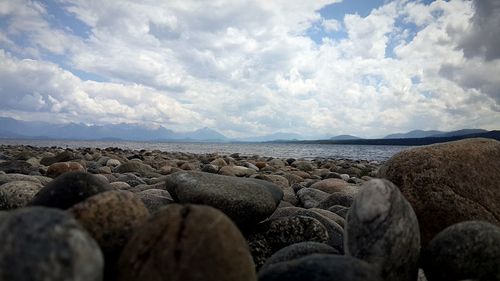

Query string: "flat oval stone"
[118, 204, 256, 281]
[166, 171, 282, 227]
[46, 161, 86, 178]
[0, 207, 104, 281]
[258, 254, 382, 281]
[422, 221, 500, 281]
[345, 179, 420, 281]
[29, 171, 113, 209]
[0, 180, 43, 210]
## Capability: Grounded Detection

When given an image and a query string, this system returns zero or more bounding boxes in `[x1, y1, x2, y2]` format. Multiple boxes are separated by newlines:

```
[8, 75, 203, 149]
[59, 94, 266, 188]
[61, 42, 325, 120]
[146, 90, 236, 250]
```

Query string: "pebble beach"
[0, 138, 499, 281]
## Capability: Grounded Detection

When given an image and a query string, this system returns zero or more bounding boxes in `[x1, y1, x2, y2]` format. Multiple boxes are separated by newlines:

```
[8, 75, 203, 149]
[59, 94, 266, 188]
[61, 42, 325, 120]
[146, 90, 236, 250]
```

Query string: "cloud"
[0, 0, 498, 138]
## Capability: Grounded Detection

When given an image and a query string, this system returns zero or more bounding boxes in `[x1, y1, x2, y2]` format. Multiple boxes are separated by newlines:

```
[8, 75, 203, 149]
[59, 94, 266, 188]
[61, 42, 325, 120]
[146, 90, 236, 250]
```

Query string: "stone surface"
[328, 205, 349, 218]
[0, 207, 103, 281]
[260, 242, 339, 272]
[422, 221, 500, 281]
[0, 173, 42, 185]
[219, 165, 256, 177]
[40, 150, 76, 166]
[116, 161, 157, 177]
[378, 138, 500, 245]
[69, 190, 149, 271]
[247, 215, 329, 268]
[118, 204, 256, 281]
[29, 171, 113, 209]
[258, 254, 382, 281]
[296, 188, 329, 209]
[0, 160, 36, 174]
[136, 188, 174, 213]
[0, 181, 43, 210]
[270, 207, 344, 252]
[309, 178, 348, 194]
[345, 179, 420, 281]
[46, 161, 86, 178]
[166, 171, 282, 227]
[317, 191, 356, 208]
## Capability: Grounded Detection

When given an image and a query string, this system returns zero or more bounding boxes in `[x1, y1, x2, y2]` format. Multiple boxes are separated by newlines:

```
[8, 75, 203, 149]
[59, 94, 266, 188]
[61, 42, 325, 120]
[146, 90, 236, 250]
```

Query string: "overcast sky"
[0, 0, 499, 138]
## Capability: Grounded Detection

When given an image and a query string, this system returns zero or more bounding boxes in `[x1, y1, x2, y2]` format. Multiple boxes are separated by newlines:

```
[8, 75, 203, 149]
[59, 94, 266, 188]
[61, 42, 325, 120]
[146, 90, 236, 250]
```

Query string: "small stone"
[0, 207, 103, 281]
[0, 181, 43, 210]
[291, 161, 314, 172]
[29, 171, 113, 209]
[116, 161, 158, 177]
[309, 178, 348, 194]
[106, 159, 121, 167]
[118, 204, 256, 281]
[219, 165, 256, 177]
[110, 181, 131, 190]
[46, 161, 86, 178]
[40, 150, 76, 166]
[114, 173, 146, 187]
[255, 162, 267, 169]
[260, 242, 339, 272]
[136, 189, 174, 213]
[327, 205, 349, 219]
[422, 221, 500, 281]
[258, 254, 382, 281]
[201, 163, 219, 173]
[0, 160, 36, 174]
[317, 191, 356, 208]
[345, 179, 420, 281]
[296, 188, 329, 209]
[0, 173, 42, 185]
[166, 171, 282, 228]
[210, 158, 228, 167]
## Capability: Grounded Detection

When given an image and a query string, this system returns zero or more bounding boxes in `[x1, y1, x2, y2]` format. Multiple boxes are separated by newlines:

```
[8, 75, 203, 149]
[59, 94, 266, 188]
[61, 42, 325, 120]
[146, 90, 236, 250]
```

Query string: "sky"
[0, 0, 499, 139]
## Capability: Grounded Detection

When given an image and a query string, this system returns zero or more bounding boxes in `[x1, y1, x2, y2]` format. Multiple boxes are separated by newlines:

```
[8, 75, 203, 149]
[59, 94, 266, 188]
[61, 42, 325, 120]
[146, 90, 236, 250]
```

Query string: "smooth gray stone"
[422, 221, 500, 281]
[258, 254, 382, 281]
[0, 173, 42, 185]
[166, 171, 283, 227]
[296, 188, 329, 209]
[260, 242, 339, 272]
[345, 179, 420, 281]
[0, 207, 104, 281]
[136, 189, 174, 213]
[317, 191, 355, 208]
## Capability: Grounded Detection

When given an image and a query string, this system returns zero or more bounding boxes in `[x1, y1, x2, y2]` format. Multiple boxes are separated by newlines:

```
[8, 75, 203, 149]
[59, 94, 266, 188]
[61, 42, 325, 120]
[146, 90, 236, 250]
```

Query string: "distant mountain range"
[0, 117, 227, 141]
[383, 129, 488, 139]
[330, 134, 362, 140]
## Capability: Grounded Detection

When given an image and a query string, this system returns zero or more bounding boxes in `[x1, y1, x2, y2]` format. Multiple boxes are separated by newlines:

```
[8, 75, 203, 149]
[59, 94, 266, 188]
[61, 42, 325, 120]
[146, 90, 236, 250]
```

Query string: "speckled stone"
[0, 207, 104, 281]
[258, 254, 382, 281]
[378, 138, 500, 245]
[166, 171, 282, 228]
[0, 181, 43, 210]
[345, 179, 420, 281]
[69, 190, 149, 272]
[247, 215, 329, 269]
[118, 204, 256, 281]
[0, 160, 36, 174]
[260, 242, 339, 272]
[29, 171, 113, 209]
[136, 188, 174, 213]
[422, 221, 500, 281]
[0, 173, 42, 185]
[296, 188, 329, 209]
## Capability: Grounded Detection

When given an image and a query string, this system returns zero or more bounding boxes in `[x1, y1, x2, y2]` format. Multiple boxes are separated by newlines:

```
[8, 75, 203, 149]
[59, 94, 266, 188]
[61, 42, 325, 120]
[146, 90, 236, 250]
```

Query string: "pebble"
[136, 188, 174, 213]
[46, 161, 86, 178]
[309, 178, 348, 193]
[345, 179, 420, 281]
[118, 204, 256, 281]
[0, 180, 43, 210]
[296, 188, 329, 208]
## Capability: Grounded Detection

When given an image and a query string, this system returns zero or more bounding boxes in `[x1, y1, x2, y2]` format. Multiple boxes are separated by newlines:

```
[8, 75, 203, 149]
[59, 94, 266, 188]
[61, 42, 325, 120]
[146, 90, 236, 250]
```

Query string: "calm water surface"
[0, 139, 413, 162]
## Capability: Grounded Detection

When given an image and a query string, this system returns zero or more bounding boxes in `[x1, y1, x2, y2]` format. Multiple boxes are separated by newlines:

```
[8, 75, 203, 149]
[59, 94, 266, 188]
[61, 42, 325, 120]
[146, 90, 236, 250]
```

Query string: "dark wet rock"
[46, 161, 86, 178]
[136, 189, 174, 213]
[115, 161, 158, 177]
[378, 138, 500, 245]
[118, 204, 256, 281]
[310, 208, 345, 228]
[422, 221, 500, 281]
[296, 188, 329, 209]
[345, 179, 420, 281]
[201, 163, 219, 173]
[317, 191, 355, 208]
[258, 254, 382, 281]
[327, 205, 349, 219]
[0, 181, 43, 210]
[0, 160, 36, 174]
[0, 207, 103, 281]
[254, 174, 297, 205]
[260, 242, 339, 272]
[291, 161, 314, 172]
[29, 171, 113, 209]
[166, 171, 282, 227]
[247, 215, 329, 268]
[69, 190, 149, 275]
[270, 207, 343, 252]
